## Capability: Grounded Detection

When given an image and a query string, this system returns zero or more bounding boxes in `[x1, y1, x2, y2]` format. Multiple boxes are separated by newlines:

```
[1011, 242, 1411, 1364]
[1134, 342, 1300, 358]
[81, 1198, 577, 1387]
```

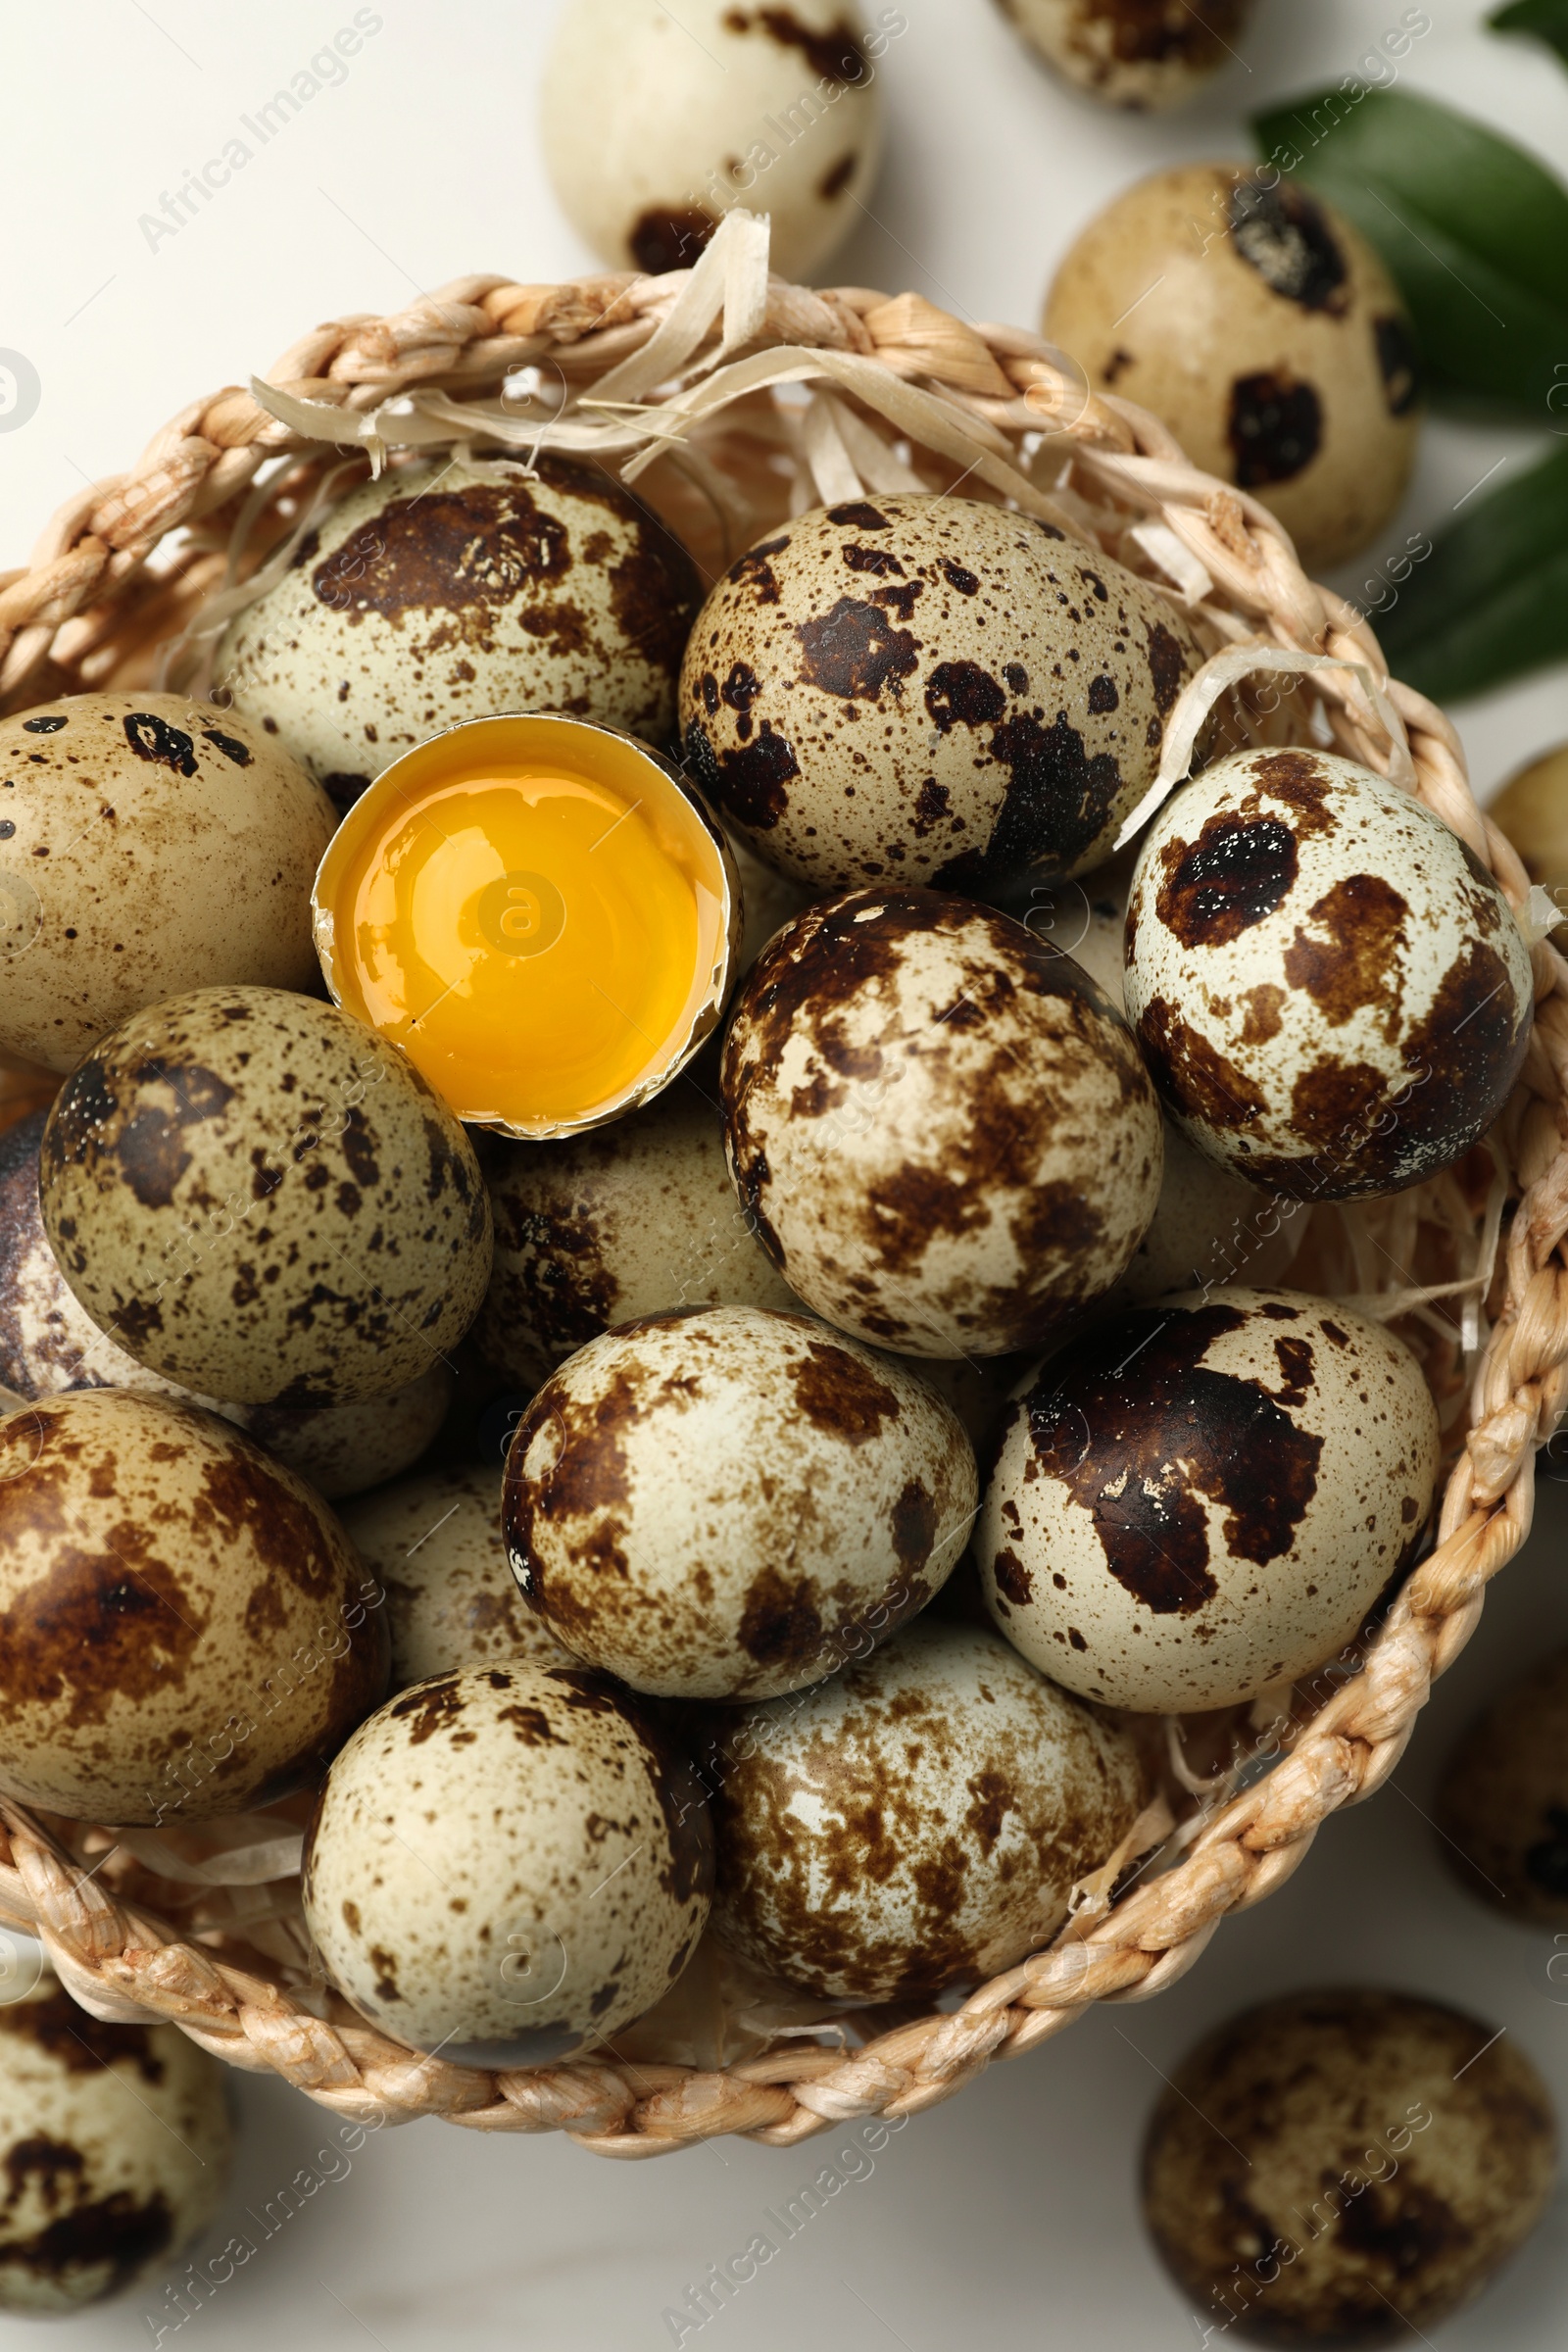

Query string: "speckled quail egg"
[681, 496, 1204, 897]
[301, 1662, 712, 2064]
[722, 888, 1162, 1355]
[726, 826, 816, 970]
[1143, 1988, 1557, 2344]
[705, 1617, 1148, 2000]
[0, 1108, 449, 1494]
[475, 1086, 798, 1386]
[979, 1286, 1440, 1713]
[1020, 877, 1300, 1299]
[505, 1303, 974, 1699]
[341, 1462, 573, 1687]
[1045, 167, 1420, 569]
[1435, 1646, 1568, 1924]
[1125, 747, 1533, 1201]
[215, 456, 702, 809]
[0, 1388, 388, 1822]
[0, 694, 334, 1073]
[1112, 1124, 1298, 1303]
[0, 1978, 232, 2314]
[997, 0, 1252, 111]
[542, 0, 885, 280]
[1492, 741, 1568, 948]
[38, 986, 492, 1407]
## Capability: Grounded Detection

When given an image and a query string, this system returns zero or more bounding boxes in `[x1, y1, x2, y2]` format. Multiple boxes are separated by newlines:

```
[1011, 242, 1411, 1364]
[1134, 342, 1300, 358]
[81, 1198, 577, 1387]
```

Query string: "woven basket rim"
[2, 223, 1566, 2158]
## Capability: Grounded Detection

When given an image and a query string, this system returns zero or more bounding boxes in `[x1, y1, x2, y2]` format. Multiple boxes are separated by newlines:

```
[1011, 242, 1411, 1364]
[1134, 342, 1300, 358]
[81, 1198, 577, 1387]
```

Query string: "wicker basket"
[2, 213, 1566, 2158]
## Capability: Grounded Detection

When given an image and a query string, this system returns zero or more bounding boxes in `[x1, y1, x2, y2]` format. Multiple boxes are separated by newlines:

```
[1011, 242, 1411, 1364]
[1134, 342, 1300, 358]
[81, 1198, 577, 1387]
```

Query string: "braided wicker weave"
[2, 216, 1567, 2156]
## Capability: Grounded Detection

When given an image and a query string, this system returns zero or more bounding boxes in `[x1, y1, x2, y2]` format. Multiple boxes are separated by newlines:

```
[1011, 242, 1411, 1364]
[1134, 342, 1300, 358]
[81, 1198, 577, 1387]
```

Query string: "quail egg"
[0, 1107, 449, 1495]
[1492, 741, 1568, 947]
[1045, 167, 1421, 569]
[722, 888, 1162, 1354]
[679, 494, 1204, 896]
[0, 1978, 232, 2313]
[301, 1662, 712, 2065]
[0, 694, 334, 1073]
[341, 1462, 573, 1687]
[39, 986, 492, 1407]
[1143, 1987, 1557, 2344]
[475, 1087, 798, 1387]
[0, 1388, 388, 1823]
[542, 0, 885, 279]
[978, 1286, 1440, 1713]
[1435, 1645, 1568, 1924]
[505, 1304, 974, 1699]
[705, 1617, 1148, 2000]
[216, 456, 702, 809]
[1124, 747, 1534, 1200]
[997, 0, 1253, 111]
[1023, 880, 1300, 1299]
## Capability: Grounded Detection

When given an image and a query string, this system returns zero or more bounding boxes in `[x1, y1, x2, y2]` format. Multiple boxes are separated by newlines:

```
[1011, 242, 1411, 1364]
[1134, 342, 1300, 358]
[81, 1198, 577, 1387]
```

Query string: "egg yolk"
[326, 764, 718, 1131]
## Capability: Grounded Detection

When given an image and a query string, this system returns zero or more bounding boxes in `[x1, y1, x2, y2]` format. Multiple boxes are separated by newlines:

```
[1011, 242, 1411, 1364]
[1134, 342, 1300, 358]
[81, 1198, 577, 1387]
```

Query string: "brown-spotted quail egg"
[1492, 741, 1568, 949]
[979, 1286, 1440, 1713]
[679, 494, 1204, 896]
[0, 1979, 233, 2313]
[341, 1462, 573, 1687]
[1046, 167, 1420, 569]
[504, 1304, 975, 1700]
[1435, 1645, 1568, 1924]
[216, 456, 702, 809]
[722, 889, 1162, 1355]
[475, 1087, 798, 1387]
[301, 1662, 712, 2064]
[1143, 1988, 1557, 2343]
[0, 694, 334, 1072]
[1022, 881, 1299, 1300]
[0, 1109, 449, 1495]
[726, 826, 816, 970]
[1125, 748, 1534, 1200]
[1111, 1124, 1298, 1304]
[39, 986, 492, 1407]
[998, 0, 1253, 112]
[230, 1373, 452, 1501]
[542, 0, 884, 280]
[0, 1388, 389, 1822]
[705, 1617, 1148, 2000]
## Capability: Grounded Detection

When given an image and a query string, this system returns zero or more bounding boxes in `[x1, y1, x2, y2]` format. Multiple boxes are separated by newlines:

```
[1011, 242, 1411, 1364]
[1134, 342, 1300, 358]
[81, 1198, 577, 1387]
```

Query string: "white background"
[4, 2, 1568, 2346]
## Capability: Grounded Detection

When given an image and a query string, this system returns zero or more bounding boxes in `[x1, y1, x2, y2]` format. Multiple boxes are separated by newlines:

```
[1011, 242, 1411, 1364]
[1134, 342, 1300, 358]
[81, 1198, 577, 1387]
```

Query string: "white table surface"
[4, 3, 1568, 2345]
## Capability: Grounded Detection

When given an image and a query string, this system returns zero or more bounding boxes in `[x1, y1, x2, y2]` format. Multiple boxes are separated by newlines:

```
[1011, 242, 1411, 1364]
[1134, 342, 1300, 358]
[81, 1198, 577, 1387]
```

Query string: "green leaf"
[1251, 88, 1568, 410]
[1490, 0, 1568, 70]
[1373, 441, 1568, 701]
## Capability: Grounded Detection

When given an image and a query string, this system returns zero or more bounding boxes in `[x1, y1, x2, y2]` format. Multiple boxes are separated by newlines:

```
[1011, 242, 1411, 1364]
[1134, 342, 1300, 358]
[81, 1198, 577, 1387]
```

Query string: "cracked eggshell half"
[301, 1662, 712, 2065]
[0, 1388, 389, 1822]
[37, 987, 492, 1407]
[340, 1462, 575, 1688]
[1124, 747, 1533, 1201]
[705, 1616, 1149, 2000]
[0, 1980, 233, 2313]
[541, 0, 884, 281]
[0, 694, 334, 1073]
[721, 889, 1162, 1355]
[503, 1303, 976, 1701]
[679, 494, 1203, 897]
[978, 1286, 1441, 1713]
[216, 456, 702, 809]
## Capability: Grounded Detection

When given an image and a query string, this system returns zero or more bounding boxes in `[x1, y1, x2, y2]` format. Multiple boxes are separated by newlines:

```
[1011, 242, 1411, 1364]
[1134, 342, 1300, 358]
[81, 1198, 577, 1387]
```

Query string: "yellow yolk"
[325, 762, 722, 1131]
